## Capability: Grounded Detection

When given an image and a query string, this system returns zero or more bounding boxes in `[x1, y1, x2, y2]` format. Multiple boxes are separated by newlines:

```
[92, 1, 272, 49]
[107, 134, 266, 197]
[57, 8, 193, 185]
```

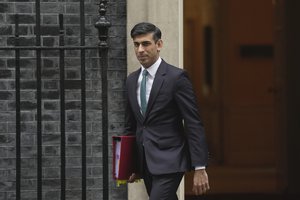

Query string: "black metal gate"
[0, 0, 110, 199]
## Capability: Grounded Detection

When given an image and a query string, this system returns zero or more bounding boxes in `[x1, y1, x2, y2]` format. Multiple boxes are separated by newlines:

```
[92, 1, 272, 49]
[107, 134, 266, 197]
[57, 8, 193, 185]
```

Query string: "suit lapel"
[128, 69, 144, 121]
[144, 61, 167, 118]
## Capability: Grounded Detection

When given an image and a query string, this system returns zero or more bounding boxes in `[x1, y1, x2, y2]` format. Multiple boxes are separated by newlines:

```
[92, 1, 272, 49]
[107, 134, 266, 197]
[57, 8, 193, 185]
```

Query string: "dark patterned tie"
[140, 69, 148, 115]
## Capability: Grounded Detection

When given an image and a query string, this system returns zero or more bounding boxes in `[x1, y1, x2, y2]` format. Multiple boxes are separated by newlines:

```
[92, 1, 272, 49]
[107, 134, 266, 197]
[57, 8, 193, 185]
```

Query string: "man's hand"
[192, 169, 210, 195]
[128, 173, 137, 183]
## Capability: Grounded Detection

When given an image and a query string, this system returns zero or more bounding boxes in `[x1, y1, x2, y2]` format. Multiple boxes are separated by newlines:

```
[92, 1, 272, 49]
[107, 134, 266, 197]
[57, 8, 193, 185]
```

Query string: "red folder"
[112, 135, 138, 181]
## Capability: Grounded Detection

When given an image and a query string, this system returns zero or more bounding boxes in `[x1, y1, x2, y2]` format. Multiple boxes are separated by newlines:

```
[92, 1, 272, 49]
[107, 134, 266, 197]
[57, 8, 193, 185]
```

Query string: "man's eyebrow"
[134, 40, 151, 43]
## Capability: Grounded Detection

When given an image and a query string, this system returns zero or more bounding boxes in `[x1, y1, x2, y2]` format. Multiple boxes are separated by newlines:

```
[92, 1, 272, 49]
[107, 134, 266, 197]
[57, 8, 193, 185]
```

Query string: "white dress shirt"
[136, 57, 161, 111]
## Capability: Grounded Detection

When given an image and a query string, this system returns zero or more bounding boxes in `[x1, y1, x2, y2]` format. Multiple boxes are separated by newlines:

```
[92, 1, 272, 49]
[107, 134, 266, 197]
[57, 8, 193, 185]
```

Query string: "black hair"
[130, 22, 162, 42]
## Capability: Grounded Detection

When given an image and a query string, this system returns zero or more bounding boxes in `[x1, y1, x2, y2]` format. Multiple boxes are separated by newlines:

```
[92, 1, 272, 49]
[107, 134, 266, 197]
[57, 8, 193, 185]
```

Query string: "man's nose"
[137, 44, 144, 52]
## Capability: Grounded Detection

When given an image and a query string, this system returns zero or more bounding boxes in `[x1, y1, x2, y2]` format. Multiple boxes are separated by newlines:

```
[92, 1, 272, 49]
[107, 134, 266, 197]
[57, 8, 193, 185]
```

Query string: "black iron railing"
[95, 1, 111, 200]
[0, 0, 110, 199]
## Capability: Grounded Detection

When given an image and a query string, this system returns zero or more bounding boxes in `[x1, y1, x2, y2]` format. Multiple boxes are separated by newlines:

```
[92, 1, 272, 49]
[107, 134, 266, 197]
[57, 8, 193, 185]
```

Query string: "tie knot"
[142, 69, 148, 76]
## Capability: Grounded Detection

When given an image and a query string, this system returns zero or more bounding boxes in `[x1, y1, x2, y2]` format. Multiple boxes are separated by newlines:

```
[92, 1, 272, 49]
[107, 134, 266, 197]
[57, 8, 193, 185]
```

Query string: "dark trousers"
[143, 157, 184, 200]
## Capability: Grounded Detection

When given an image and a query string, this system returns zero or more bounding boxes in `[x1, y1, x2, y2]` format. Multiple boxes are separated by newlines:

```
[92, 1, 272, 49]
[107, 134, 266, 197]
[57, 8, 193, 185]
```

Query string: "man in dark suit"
[125, 22, 209, 200]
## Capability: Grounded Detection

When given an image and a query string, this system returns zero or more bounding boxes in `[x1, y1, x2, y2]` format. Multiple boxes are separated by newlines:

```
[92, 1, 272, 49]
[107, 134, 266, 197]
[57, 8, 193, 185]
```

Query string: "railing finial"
[95, 0, 111, 47]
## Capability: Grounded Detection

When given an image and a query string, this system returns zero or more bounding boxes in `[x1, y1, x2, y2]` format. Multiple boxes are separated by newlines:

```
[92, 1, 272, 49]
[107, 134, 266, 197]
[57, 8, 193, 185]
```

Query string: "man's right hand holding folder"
[128, 173, 137, 183]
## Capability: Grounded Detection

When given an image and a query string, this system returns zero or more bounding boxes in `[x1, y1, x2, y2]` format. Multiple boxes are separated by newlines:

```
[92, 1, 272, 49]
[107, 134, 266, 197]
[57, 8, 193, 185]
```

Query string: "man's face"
[132, 33, 163, 68]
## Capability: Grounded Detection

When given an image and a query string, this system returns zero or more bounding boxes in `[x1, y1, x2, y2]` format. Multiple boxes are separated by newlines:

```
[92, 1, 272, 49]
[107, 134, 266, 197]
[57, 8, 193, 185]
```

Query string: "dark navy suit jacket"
[124, 59, 208, 175]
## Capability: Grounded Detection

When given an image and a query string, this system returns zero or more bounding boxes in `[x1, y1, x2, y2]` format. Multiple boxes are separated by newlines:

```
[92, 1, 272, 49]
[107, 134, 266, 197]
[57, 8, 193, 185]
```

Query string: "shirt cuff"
[195, 166, 206, 170]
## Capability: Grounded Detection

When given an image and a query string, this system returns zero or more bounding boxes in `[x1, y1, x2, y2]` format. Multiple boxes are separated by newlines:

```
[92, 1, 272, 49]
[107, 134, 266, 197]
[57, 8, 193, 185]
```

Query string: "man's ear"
[157, 39, 163, 51]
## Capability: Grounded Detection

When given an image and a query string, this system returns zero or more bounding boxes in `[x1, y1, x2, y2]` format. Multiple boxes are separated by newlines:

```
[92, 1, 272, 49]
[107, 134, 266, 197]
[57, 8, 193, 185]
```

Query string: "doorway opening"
[184, 0, 283, 196]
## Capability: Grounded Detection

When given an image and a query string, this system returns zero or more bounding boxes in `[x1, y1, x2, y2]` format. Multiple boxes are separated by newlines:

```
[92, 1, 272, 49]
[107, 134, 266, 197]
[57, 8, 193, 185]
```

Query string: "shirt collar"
[140, 57, 162, 78]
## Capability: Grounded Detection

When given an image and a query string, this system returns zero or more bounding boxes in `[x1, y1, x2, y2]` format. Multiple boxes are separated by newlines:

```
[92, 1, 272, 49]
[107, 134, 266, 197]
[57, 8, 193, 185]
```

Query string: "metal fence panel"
[0, 0, 111, 199]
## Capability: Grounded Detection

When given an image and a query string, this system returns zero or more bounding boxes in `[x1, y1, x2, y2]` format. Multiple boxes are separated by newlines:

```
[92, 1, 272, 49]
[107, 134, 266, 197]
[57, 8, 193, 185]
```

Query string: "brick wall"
[0, 0, 127, 199]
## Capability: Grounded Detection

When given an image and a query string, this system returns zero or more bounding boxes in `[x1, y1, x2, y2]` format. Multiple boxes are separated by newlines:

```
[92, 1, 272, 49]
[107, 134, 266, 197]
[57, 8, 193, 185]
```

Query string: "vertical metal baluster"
[94, 1, 111, 199]
[15, 14, 21, 200]
[79, 1, 87, 199]
[59, 14, 66, 200]
[35, 0, 42, 199]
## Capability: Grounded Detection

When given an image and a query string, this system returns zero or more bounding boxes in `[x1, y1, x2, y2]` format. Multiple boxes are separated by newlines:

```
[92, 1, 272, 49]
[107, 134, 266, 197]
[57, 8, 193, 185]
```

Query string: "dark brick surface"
[0, 26, 13, 35]
[0, 0, 127, 199]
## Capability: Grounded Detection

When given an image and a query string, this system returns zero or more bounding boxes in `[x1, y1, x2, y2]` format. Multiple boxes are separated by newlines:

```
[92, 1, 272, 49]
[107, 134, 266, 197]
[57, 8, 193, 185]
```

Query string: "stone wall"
[0, 0, 127, 199]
